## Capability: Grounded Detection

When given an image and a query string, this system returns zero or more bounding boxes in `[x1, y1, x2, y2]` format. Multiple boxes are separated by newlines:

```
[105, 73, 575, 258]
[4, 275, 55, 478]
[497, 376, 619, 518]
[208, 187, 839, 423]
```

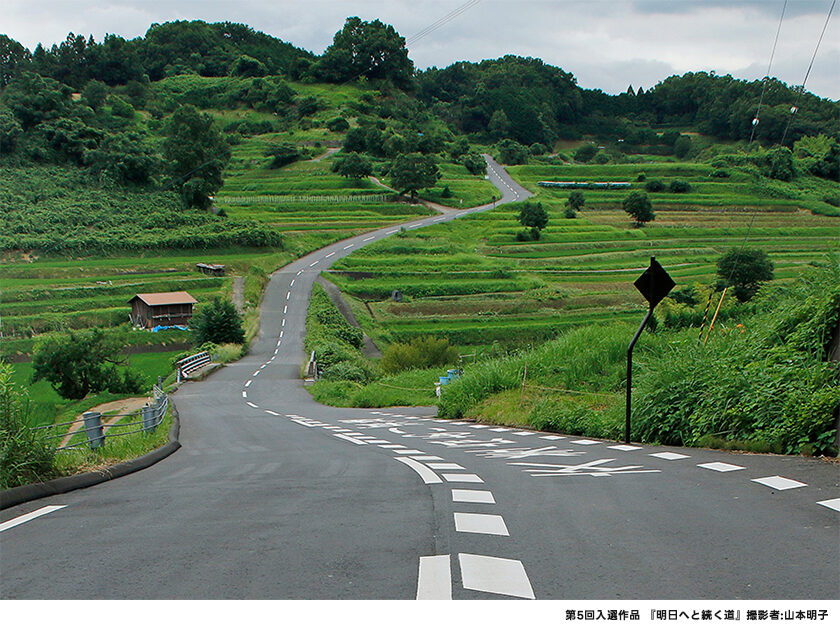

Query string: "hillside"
[1, 17, 838, 449]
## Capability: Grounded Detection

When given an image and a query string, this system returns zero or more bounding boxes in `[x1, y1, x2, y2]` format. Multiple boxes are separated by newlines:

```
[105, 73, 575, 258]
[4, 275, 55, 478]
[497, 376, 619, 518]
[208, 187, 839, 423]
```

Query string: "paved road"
[2, 157, 838, 600]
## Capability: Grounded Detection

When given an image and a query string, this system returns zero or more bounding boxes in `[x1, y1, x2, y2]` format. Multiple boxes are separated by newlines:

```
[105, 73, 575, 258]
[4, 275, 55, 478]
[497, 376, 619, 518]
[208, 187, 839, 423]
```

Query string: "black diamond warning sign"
[634, 257, 675, 308]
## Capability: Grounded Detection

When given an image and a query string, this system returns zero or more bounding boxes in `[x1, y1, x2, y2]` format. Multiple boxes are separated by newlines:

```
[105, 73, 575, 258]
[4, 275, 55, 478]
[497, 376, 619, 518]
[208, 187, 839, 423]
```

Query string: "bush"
[191, 297, 245, 345]
[1, 361, 59, 489]
[644, 179, 665, 192]
[710, 169, 730, 178]
[321, 360, 373, 383]
[381, 336, 459, 374]
[669, 179, 691, 193]
[574, 143, 597, 163]
[326, 116, 350, 132]
[266, 143, 301, 169]
[462, 152, 486, 175]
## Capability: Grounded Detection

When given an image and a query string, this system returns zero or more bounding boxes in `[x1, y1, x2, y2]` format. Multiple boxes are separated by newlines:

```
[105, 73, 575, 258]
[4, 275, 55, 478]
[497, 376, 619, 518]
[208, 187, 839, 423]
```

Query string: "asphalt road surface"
[2, 157, 838, 600]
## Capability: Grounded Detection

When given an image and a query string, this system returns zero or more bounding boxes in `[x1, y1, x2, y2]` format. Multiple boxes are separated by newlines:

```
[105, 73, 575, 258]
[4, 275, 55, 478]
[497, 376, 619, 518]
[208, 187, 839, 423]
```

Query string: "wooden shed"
[196, 263, 226, 276]
[129, 291, 198, 329]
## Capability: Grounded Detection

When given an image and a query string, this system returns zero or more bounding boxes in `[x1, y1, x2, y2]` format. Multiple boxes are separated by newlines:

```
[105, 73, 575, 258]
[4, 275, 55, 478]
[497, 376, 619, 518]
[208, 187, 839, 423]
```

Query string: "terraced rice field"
[325, 162, 840, 349]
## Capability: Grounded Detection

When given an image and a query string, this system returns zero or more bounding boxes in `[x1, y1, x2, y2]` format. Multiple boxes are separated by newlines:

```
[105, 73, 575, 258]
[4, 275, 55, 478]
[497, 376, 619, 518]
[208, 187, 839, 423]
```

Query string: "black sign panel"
[634, 257, 675, 308]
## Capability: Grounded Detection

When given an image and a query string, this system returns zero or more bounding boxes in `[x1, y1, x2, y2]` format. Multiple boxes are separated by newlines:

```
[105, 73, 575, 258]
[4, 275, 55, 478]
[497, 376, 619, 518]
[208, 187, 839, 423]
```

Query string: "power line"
[748, 0, 787, 148]
[780, 0, 836, 146]
[405, 0, 482, 46]
[714, 0, 835, 334]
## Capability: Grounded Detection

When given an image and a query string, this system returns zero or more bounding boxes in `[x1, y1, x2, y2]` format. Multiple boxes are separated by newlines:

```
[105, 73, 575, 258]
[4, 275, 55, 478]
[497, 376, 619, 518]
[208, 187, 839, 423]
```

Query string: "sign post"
[626, 256, 675, 444]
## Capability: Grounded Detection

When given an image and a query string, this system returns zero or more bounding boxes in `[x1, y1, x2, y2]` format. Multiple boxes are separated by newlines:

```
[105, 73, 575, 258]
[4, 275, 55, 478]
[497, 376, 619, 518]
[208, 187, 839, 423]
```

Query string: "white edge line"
[265, 410, 280, 416]
[395, 457, 442, 484]
[246, 402, 258, 408]
[0, 505, 66, 533]
[325, 252, 335, 258]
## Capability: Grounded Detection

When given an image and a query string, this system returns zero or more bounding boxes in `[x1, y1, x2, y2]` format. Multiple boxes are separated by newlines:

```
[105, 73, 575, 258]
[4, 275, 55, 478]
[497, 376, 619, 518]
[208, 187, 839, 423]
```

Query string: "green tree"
[496, 139, 529, 165]
[163, 105, 230, 208]
[462, 152, 486, 176]
[265, 142, 300, 169]
[389, 153, 441, 200]
[566, 191, 584, 217]
[31, 329, 139, 399]
[317, 17, 413, 87]
[2, 72, 70, 129]
[518, 201, 549, 231]
[574, 143, 597, 163]
[107, 94, 135, 119]
[82, 79, 108, 111]
[794, 134, 840, 180]
[716, 248, 775, 302]
[0, 35, 31, 88]
[489, 109, 512, 140]
[674, 135, 692, 158]
[0, 109, 23, 153]
[326, 116, 350, 132]
[231, 55, 267, 77]
[332, 152, 372, 180]
[191, 297, 245, 345]
[623, 191, 655, 227]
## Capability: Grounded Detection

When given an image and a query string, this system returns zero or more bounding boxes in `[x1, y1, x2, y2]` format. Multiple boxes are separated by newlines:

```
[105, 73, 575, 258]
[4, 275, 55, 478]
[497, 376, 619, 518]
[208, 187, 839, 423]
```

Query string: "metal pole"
[625, 306, 653, 444]
[82, 411, 104, 449]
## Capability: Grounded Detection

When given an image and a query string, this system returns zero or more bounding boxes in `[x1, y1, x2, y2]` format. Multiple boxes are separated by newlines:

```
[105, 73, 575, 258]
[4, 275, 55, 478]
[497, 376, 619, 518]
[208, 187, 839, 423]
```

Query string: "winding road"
[2, 156, 838, 600]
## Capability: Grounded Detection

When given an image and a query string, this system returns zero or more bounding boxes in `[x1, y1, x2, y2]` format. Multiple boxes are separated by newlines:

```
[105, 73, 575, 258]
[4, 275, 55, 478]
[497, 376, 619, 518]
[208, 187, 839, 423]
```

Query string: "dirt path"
[309, 147, 340, 162]
[232, 276, 245, 312]
[60, 397, 150, 448]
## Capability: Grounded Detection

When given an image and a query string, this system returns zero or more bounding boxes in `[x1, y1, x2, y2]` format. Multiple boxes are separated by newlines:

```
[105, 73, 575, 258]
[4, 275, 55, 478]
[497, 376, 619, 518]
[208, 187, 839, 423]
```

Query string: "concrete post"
[82, 411, 104, 449]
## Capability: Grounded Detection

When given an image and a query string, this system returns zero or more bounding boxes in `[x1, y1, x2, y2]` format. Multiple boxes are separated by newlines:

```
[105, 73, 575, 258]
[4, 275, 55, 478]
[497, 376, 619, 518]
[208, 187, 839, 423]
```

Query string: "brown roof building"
[129, 292, 198, 329]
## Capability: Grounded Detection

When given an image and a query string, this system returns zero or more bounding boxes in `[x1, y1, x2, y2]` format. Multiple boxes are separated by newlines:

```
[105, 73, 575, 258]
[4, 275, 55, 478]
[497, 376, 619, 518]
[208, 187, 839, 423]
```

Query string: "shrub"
[644, 179, 665, 192]
[326, 116, 350, 132]
[1, 362, 58, 489]
[462, 152, 486, 175]
[321, 360, 373, 383]
[266, 143, 301, 169]
[191, 297, 245, 345]
[381, 336, 459, 374]
[669, 179, 691, 193]
[636, 172, 646, 182]
[711, 169, 730, 178]
[574, 143, 597, 163]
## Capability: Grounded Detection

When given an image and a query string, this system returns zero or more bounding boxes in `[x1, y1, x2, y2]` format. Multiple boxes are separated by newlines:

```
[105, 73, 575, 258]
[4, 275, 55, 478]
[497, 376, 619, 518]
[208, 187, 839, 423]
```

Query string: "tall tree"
[317, 17, 413, 87]
[389, 153, 440, 200]
[717, 248, 775, 302]
[163, 105, 230, 208]
[0, 35, 31, 88]
[623, 191, 655, 227]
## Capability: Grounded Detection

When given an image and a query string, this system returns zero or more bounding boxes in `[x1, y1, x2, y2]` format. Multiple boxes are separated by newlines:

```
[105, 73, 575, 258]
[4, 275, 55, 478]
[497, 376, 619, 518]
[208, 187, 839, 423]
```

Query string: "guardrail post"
[82, 411, 104, 449]
[142, 404, 156, 433]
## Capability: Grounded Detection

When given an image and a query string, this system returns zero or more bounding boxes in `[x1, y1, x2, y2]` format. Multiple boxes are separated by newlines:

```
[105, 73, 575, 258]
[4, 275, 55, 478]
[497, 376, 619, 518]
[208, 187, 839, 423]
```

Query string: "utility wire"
[780, 0, 835, 146]
[405, 0, 482, 46]
[748, 0, 787, 148]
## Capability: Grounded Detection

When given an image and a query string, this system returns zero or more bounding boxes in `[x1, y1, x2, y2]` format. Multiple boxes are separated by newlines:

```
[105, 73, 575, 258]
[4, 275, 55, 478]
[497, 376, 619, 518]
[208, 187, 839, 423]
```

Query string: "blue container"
[439, 376, 450, 385]
[448, 369, 460, 380]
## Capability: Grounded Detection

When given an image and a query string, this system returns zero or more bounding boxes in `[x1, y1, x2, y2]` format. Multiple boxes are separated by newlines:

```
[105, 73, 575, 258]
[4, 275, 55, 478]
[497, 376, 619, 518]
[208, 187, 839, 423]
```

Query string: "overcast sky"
[4, 0, 838, 99]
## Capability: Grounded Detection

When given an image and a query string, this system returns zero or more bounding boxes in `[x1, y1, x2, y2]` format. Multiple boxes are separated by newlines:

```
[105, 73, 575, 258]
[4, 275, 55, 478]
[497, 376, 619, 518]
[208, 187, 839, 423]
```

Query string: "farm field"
[325, 160, 840, 353]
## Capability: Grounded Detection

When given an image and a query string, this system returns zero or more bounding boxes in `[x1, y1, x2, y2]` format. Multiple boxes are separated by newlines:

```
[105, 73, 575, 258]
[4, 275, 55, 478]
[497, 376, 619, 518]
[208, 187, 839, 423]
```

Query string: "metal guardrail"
[176, 351, 211, 383]
[30, 386, 170, 451]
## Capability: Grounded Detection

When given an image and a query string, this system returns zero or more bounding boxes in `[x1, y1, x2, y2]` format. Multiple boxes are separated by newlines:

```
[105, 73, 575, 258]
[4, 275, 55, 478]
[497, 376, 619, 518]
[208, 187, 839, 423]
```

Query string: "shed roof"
[129, 291, 198, 306]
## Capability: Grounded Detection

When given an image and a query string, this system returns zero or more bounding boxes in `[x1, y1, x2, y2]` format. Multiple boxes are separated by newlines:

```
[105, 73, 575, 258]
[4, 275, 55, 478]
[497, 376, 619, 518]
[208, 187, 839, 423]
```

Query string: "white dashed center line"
[0, 505, 66, 533]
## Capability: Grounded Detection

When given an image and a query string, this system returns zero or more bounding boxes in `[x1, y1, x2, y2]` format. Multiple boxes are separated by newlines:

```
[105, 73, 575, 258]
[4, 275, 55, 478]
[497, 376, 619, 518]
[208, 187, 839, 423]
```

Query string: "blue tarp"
[151, 325, 189, 332]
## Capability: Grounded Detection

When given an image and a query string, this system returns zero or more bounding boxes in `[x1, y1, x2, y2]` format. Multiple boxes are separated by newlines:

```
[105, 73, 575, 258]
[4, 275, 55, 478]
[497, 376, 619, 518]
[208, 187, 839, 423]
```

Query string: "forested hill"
[0, 15, 838, 228]
[2, 17, 837, 148]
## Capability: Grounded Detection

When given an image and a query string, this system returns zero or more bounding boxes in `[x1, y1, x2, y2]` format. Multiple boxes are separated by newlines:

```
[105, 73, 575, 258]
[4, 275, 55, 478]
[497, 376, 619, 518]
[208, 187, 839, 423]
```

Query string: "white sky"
[3, 0, 838, 99]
